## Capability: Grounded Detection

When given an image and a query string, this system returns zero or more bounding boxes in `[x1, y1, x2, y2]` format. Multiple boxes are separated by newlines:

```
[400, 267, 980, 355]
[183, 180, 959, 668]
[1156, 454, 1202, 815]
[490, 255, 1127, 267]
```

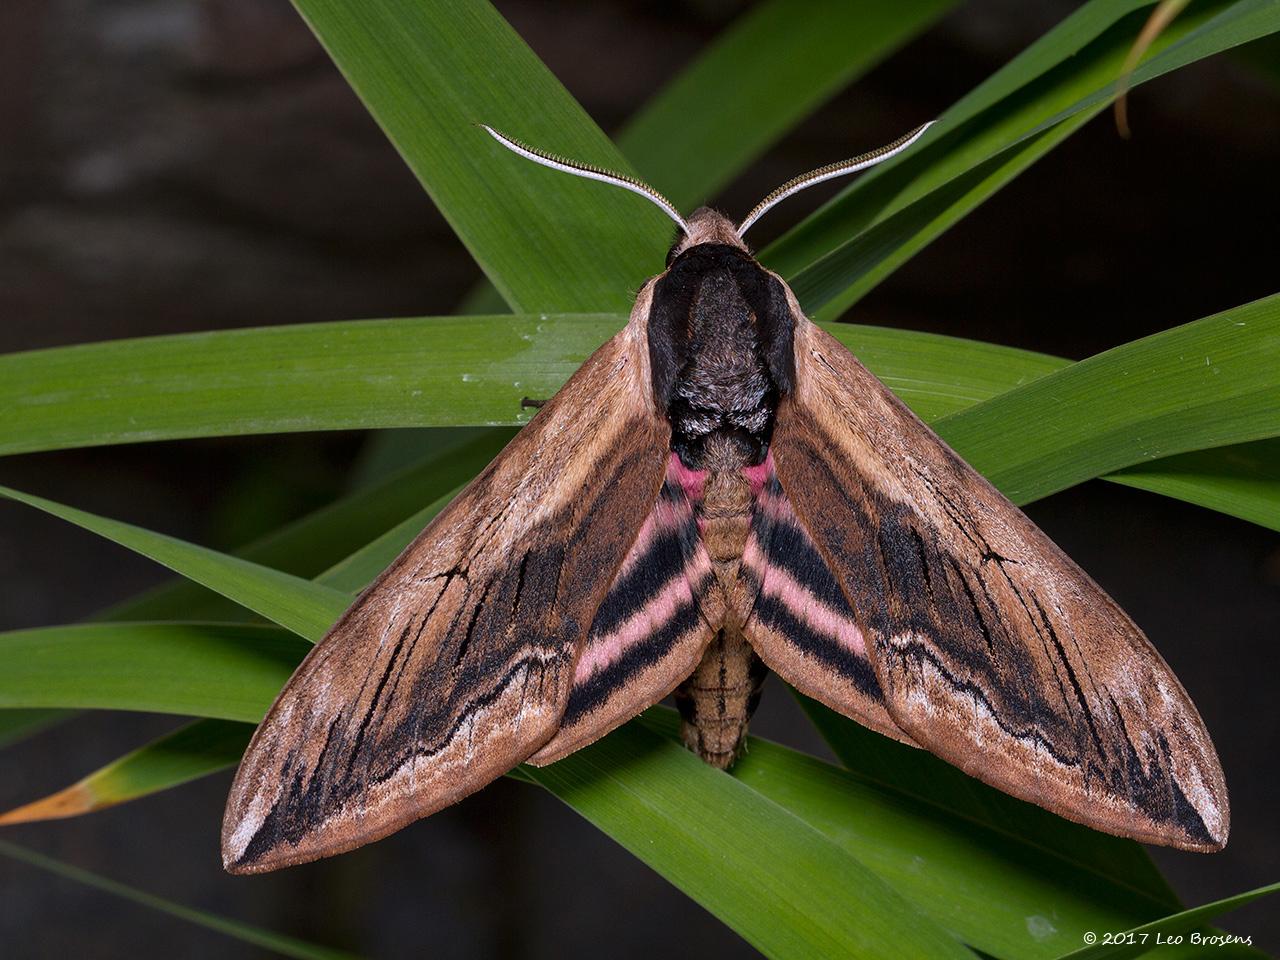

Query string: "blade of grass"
[289, 0, 667, 313]
[1108, 439, 1280, 533]
[4, 301, 1277, 527]
[0, 840, 360, 960]
[102, 428, 514, 622]
[764, 0, 1280, 317]
[0, 485, 348, 638]
[0, 709, 70, 749]
[0, 315, 1054, 453]
[0, 720, 251, 825]
[796, 697, 1180, 909]
[639, 716, 1189, 960]
[0, 623, 305, 720]
[618, 0, 955, 210]
[528, 723, 973, 960]
[929, 292, 1280, 504]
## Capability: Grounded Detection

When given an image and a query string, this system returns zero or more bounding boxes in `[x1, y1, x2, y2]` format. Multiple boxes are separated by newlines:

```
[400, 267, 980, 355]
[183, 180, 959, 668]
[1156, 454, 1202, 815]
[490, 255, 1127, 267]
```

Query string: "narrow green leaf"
[0, 840, 359, 960]
[0, 315, 1052, 453]
[764, 0, 1280, 316]
[708, 727, 1177, 959]
[0, 484, 347, 638]
[0, 720, 250, 825]
[930, 293, 1280, 504]
[527, 723, 973, 960]
[446, 0, 958, 316]
[289, 0, 667, 312]
[0, 623, 303, 721]
[0, 709, 70, 749]
[5, 306, 1275, 528]
[1109, 438, 1280, 533]
[1056, 881, 1279, 959]
[0, 310, 1220, 449]
[103, 428, 514, 622]
[619, 0, 955, 209]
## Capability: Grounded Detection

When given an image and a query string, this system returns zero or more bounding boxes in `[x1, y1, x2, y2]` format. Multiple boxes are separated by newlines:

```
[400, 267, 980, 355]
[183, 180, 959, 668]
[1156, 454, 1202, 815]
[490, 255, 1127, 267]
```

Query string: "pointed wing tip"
[219, 819, 312, 875]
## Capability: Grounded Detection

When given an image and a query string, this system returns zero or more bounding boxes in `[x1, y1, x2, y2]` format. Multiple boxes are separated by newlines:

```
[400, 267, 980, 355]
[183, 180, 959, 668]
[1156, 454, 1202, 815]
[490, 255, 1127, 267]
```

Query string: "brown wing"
[770, 312, 1228, 851]
[222, 310, 669, 873]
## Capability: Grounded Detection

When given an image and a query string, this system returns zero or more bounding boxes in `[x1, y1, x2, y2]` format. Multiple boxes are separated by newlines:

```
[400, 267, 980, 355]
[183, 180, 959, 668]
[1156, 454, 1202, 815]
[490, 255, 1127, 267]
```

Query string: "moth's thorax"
[670, 268, 775, 467]
[648, 238, 795, 474]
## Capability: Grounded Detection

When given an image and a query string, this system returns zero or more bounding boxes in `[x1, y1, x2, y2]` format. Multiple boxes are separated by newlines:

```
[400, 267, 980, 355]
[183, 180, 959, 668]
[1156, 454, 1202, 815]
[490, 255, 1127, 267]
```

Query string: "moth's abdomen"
[674, 625, 766, 769]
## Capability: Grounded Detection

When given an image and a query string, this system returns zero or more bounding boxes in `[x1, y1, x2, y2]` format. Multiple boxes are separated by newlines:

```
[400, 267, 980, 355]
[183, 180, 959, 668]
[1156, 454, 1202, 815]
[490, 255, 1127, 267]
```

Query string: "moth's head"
[479, 121, 936, 257]
[666, 207, 746, 263]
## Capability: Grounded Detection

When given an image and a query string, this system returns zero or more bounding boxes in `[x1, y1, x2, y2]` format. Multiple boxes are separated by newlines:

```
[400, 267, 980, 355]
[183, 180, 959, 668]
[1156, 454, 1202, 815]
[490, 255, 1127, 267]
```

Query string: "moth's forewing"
[221, 309, 670, 874]
[767, 293, 1228, 851]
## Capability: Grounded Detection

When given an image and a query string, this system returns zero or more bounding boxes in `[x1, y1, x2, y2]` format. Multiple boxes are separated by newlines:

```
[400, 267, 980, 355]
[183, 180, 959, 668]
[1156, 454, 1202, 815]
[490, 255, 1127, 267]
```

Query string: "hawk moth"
[222, 122, 1228, 873]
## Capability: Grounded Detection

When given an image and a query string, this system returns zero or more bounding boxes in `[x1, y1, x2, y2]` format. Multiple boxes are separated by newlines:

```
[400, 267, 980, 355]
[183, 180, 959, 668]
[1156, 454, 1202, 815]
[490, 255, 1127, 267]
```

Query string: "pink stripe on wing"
[741, 453, 773, 498]
[758, 561, 868, 658]
[668, 453, 708, 503]
[574, 574, 695, 681]
[615, 484, 693, 580]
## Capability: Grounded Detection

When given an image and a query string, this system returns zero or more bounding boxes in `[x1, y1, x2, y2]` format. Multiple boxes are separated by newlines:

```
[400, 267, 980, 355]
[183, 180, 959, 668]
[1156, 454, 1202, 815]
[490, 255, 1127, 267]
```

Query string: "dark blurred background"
[1, 0, 1277, 957]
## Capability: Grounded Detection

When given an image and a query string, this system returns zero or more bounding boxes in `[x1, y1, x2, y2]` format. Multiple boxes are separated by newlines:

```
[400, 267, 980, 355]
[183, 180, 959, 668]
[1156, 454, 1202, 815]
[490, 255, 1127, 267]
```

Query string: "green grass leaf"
[763, 0, 1280, 316]
[103, 428, 514, 622]
[0, 720, 251, 825]
[445, 0, 957, 316]
[4, 302, 1276, 529]
[795, 698, 1180, 910]
[693, 724, 1178, 959]
[619, 0, 955, 210]
[0, 485, 347, 638]
[528, 723, 973, 960]
[0, 840, 359, 959]
[1109, 439, 1280, 533]
[930, 293, 1280, 504]
[289, 0, 667, 312]
[0, 315, 1053, 454]
[0, 623, 304, 720]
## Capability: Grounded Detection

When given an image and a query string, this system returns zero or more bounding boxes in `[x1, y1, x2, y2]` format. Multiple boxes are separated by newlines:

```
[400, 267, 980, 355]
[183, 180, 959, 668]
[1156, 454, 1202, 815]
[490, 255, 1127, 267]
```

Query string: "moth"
[222, 122, 1228, 874]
